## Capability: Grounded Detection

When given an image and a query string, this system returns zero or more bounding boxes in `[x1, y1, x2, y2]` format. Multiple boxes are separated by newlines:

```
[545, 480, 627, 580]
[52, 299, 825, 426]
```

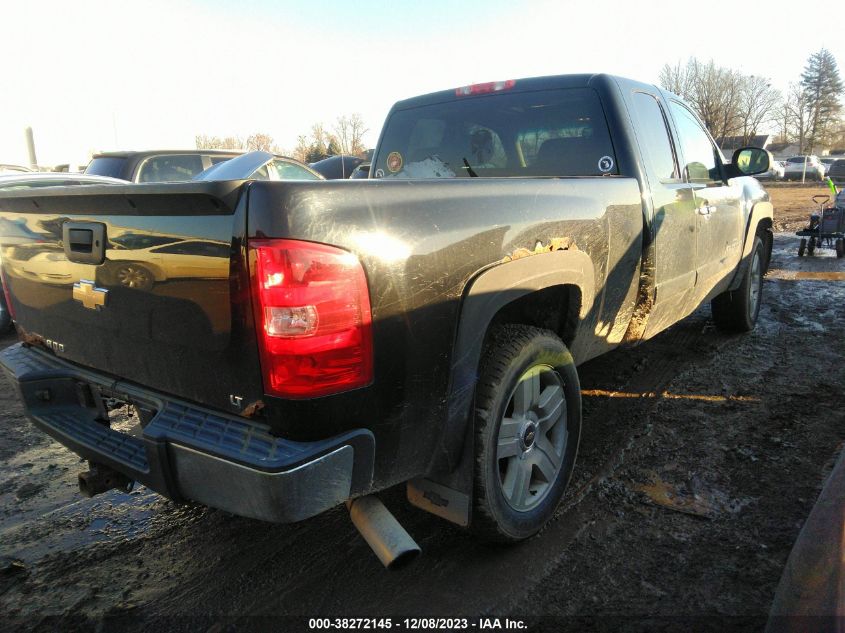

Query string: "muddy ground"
[1, 185, 845, 632]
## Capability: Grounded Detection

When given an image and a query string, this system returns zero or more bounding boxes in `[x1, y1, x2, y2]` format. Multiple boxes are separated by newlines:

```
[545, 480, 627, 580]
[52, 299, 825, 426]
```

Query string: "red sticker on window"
[386, 152, 403, 173]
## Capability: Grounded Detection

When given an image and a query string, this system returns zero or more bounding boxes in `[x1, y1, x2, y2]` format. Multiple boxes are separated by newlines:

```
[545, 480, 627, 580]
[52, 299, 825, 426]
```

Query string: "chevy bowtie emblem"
[73, 280, 108, 310]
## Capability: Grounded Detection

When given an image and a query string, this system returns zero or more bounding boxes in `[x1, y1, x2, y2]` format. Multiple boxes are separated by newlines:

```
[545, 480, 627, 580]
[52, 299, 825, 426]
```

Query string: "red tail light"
[249, 239, 373, 399]
[455, 79, 516, 96]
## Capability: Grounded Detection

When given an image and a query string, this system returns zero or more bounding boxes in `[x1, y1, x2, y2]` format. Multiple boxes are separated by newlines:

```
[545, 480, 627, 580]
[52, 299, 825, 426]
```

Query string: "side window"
[137, 155, 205, 182]
[251, 165, 271, 181]
[273, 160, 321, 180]
[631, 93, 677, 180]
[669, 102, 720, 184]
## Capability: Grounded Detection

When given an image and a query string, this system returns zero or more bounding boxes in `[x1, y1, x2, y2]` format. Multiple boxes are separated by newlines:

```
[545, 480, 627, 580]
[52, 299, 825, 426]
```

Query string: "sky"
[2, 0, 843, 168]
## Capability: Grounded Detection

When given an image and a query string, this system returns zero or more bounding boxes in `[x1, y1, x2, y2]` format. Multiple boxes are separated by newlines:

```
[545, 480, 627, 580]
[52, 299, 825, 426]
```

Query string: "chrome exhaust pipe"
[347, 496, 421, 569]
[78, 463, 134, 498]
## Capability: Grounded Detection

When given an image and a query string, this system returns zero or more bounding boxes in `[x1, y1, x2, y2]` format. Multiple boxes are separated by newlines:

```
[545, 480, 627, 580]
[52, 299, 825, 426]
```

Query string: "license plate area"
[75, 381, 158, 438]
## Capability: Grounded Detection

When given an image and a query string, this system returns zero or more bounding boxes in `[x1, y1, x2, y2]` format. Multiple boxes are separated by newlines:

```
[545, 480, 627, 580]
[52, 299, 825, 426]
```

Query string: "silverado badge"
[73, 280, 108, 310]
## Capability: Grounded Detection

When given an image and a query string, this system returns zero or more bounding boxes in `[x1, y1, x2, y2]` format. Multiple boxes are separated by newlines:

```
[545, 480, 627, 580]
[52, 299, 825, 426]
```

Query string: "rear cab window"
[85, 156, 127, 178]
[136, 155, 205, 182]
[373, 88, 618, 179]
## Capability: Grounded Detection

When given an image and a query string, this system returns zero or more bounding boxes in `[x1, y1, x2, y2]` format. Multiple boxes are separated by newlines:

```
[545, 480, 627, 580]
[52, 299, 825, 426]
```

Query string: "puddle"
[0, 486, 161, 563]
[582, 389, 759, 403]
[631, 473, 752, 519]
[767, 270, 845, 281]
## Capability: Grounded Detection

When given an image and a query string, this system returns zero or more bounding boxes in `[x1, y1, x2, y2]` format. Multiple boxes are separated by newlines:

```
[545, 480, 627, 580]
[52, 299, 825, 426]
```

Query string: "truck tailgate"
[0, 182, 264, 413]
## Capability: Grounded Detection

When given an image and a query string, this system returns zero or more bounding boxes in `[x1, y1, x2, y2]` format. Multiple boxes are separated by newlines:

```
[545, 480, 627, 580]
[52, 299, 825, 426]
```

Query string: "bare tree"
[246, 132, 280, 153]
[195, 134, 244, 150]
[332, 114, 368, 156]
[737, 76, 782, 144]
[786, 82, 813, 154]
[689, 61, 744, 140]
[829, 118, 845, 153]
[292, 124, 334, 163]
[293, 117, 367, 162]
[775, 101, 791, 143]
[658, 60, 694, 98]
[291, 135, 312, 163]
[659, 58, 782, 144]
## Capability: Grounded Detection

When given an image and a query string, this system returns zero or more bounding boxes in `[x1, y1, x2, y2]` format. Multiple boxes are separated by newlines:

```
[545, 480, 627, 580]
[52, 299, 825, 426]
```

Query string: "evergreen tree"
[326, 136, 341, 157]
[800, 48, 844, 152]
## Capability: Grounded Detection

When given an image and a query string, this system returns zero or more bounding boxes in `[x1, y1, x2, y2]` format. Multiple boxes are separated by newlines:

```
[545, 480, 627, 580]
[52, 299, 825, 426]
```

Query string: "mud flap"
[407, 415, 475, 527]
[407, 477, 471, 527]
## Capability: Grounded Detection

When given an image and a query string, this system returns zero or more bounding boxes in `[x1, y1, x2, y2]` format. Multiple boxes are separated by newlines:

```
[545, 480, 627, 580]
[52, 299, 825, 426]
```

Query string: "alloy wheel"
[497, 364, 568, 512]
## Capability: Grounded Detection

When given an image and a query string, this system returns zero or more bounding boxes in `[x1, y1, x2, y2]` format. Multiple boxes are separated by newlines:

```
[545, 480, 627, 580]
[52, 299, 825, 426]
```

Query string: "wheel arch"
[439, 250, 594, 472]
[729, 200, 773, 291]
[409, 251, 594, 527]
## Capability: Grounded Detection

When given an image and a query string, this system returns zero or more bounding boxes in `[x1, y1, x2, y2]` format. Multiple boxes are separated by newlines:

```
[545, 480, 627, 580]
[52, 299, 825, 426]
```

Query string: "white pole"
[24, 127, 37, 170]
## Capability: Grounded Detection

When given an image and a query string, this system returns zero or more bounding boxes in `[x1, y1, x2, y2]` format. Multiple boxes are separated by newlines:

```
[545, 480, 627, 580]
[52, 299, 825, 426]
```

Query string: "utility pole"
[24, 127, 38, 170]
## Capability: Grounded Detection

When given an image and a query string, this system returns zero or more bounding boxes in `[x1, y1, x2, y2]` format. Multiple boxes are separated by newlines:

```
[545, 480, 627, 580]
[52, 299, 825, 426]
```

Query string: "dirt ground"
[1, 184, 844, 632]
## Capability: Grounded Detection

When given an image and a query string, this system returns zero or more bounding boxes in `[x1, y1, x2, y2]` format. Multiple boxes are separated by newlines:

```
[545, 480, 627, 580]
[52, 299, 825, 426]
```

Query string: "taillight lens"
[249, 239, 373, 399]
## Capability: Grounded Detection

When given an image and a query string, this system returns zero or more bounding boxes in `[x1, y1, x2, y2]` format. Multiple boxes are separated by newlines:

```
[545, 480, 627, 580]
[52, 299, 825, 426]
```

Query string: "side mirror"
[728, 147, 771, 177]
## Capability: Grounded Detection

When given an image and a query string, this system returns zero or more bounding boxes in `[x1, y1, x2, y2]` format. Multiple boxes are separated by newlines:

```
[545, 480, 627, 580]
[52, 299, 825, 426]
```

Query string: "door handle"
[697, 204, 715, 215]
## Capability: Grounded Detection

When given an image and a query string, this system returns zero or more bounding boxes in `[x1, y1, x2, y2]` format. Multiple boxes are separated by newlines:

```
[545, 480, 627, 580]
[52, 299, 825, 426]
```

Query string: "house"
[767, 142, 802, 159]
[767, 142, 835, 160]
[717, 134, 773, 154]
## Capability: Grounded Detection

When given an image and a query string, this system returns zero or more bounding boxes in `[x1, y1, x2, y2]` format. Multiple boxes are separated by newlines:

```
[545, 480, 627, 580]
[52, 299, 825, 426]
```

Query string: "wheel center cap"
[521, 422, 537, 449]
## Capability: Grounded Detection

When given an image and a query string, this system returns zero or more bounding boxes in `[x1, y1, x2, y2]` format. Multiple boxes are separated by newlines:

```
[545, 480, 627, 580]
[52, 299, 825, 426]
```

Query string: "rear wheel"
[471, 325, 581, 542]
[711, 235, 764, 332]
[113, 263, 154, 290]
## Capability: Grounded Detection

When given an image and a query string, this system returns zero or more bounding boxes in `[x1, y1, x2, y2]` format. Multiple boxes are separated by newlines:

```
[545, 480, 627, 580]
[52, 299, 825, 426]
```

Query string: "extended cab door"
[668, 102, 744, 305]
[627, 90, 698, 339]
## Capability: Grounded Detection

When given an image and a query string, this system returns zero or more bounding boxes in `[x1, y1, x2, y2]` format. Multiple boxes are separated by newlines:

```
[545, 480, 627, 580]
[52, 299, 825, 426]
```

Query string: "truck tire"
[711, 235, 764, 332]
[471, 324, 581, 542]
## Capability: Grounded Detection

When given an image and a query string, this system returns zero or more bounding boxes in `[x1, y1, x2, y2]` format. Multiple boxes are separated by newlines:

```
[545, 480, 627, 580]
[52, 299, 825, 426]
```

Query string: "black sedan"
[310, 154, 365, 179]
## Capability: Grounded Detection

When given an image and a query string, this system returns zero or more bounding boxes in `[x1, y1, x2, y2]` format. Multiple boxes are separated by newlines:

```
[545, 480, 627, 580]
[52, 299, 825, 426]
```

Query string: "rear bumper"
[0, 343, 375, 523]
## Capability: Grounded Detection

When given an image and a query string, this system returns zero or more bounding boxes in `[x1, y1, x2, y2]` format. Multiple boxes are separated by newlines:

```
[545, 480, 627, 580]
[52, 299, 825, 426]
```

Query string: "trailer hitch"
[78, 462, 134, 497]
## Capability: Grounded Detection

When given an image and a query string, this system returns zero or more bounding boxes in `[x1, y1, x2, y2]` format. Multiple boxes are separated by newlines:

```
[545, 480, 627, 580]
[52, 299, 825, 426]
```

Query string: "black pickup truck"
[0, 74, 772, 564]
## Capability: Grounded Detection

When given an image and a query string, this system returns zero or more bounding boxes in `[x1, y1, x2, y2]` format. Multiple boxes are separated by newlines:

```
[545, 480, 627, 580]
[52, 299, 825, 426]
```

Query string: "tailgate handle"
[63, 222, 106, 265]
[68, 229, 93, 252]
